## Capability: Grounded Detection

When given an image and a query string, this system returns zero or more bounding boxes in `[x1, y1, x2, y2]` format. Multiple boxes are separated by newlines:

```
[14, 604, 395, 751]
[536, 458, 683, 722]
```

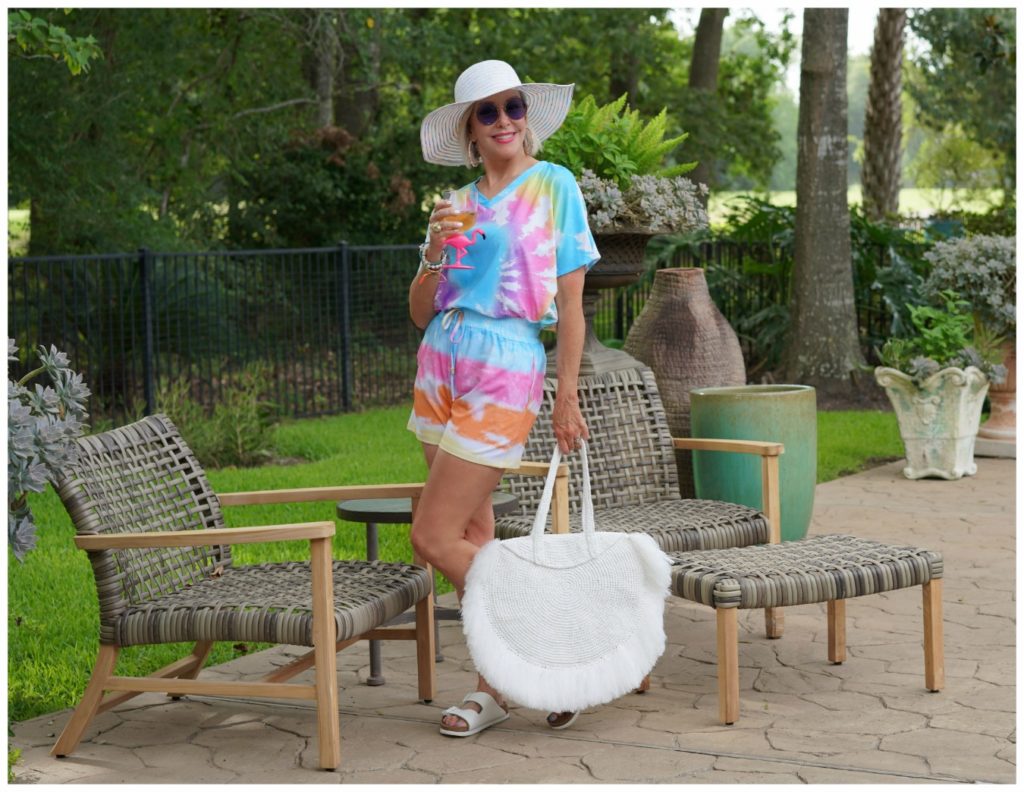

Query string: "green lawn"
[709, 186, 1004, 226]
[8, 404, 901, 722]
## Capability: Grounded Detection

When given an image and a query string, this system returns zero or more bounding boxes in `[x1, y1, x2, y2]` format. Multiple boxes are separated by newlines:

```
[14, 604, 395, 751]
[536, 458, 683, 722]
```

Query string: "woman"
[408, 60, 598, 737]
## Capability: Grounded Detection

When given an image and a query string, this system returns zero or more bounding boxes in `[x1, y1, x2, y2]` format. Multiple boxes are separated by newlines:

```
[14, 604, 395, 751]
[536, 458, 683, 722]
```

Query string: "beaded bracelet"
[417, 242, 447, 284]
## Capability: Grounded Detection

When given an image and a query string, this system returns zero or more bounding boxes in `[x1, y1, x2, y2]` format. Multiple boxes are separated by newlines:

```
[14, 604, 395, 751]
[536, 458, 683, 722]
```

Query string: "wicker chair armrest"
[506, 461, 569, 477]
[73, 521, 336, 550]
[673, 438, 784, 457]
[218, 483, 426, 507]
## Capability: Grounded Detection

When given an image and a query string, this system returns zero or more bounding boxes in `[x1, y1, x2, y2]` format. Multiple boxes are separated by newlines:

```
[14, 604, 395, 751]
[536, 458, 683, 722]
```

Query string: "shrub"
[156, 361, 278, 469]
[921, 234, 1016, 337]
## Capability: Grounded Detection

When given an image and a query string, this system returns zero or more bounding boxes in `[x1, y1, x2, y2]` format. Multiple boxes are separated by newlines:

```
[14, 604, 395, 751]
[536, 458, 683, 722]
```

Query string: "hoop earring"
[467, 141, 481, 167]
[523, 128, 536, 155]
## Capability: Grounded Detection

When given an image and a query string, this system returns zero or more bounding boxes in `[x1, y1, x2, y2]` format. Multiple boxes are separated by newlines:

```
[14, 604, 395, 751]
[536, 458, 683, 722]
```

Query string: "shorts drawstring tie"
[441, 309, 465, 396]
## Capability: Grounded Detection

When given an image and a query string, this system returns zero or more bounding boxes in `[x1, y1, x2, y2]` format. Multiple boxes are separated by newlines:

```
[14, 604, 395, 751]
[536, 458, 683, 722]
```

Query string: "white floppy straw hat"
[420, 59, 574, 166]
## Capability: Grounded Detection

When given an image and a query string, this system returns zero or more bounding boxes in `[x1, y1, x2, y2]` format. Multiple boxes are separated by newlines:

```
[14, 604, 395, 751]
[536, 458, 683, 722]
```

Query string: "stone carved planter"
[624, 268, 746, 497]
[553, 231, 655, 377]
[875, 365, 990, 480]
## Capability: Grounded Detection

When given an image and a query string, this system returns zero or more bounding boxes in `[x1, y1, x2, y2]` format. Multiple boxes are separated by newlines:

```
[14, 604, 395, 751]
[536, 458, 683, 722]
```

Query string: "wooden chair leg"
[764, 606, 785, 638]
[310, 538, 340, 771]
[180, 641, 214, 678]
[52, 644, 120, 757]
[923, 579, 944, 691]
[413, 555, 436, 703]
[716, 607, 739, 725]
[827, 600, 846, 664]
[169, 641, 214, 699]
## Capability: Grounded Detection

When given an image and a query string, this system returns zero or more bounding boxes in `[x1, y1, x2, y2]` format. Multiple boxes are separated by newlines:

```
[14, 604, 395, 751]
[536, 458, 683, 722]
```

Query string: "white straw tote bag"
[462, 442, 671, 712]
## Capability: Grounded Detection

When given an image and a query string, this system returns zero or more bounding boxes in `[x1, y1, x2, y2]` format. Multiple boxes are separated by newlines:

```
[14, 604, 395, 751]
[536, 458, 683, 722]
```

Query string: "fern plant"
[543, 94, 696, 190]
[544, 94, 706, 235]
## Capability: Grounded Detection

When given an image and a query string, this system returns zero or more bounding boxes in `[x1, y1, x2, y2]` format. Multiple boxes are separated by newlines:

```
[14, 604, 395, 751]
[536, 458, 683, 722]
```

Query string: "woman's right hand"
[426, 199, 460, 257]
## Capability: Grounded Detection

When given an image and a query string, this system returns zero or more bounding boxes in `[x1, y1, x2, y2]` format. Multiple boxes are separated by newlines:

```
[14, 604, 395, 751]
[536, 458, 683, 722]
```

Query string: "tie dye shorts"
[407, 308, 546, 469]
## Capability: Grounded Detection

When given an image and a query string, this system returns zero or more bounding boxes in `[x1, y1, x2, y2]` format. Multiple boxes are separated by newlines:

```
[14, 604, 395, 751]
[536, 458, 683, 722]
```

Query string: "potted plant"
[543, 93, 709, 283]
[874, 291, 1006, 480]
[920, 234, 1016, 445]
[542, 95, 710, 374]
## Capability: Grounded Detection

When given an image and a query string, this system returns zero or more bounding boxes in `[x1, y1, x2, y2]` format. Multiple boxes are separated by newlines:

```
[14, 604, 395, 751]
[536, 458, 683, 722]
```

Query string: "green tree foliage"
[9, 9, 314, 254]
[9, 8, 794, 253]
[7, 9, 102, 74]
[906, 8, 1015, 197]
[676, 12, 797, 191]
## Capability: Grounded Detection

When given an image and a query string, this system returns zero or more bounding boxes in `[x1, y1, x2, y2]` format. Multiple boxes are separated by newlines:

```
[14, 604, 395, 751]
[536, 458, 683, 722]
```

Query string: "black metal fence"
[9, 240, 893, 422]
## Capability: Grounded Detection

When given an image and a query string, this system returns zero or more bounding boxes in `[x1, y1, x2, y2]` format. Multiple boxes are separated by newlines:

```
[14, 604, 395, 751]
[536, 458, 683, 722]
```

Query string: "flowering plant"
[921, 234, 1015, 337]
[578, 169, 708, 234]
[8, 339, 90, 560]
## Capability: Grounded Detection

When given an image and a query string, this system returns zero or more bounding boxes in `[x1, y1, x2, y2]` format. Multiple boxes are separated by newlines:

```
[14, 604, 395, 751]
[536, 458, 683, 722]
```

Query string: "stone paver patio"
[9, 457, 1015, 784]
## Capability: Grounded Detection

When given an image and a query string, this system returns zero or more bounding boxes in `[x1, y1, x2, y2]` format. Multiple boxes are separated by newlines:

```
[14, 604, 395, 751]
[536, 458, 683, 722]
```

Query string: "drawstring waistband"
[438, 308, 539, 341]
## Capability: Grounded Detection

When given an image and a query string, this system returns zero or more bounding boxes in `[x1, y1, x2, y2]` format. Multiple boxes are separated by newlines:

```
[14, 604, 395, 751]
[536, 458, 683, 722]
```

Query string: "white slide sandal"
[439, 691, 510, 737]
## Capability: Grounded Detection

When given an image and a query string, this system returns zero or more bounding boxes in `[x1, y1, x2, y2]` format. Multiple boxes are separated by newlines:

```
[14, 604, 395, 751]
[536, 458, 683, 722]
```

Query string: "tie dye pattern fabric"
[408, 160, 598, 469]
[407, 309, 546, 469]
[432, 160, 599, 328]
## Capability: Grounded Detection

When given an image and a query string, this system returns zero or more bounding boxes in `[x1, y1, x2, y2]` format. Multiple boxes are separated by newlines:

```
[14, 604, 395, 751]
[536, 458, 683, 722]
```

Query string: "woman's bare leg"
[413, 443, 504, 731]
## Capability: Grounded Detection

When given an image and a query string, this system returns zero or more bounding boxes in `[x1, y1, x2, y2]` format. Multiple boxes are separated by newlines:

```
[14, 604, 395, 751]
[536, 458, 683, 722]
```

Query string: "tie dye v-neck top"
[432, 161, 600, 328]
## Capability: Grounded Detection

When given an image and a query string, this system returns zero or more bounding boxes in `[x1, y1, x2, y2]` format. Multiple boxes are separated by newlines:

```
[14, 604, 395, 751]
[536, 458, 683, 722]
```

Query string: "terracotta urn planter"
[624, 267, 746, 497]
[874, 365, 990, 480]
[977, 339, 1015, 442]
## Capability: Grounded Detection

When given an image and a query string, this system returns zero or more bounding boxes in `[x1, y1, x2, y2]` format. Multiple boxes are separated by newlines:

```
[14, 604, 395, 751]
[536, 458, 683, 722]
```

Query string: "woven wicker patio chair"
[497, 365, 786, 637]
[51, 414, 436, 771]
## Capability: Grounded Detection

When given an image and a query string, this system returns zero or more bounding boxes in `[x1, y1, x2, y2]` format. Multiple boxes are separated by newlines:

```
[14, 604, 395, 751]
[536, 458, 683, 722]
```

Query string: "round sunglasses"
[475, 97, 528, 126]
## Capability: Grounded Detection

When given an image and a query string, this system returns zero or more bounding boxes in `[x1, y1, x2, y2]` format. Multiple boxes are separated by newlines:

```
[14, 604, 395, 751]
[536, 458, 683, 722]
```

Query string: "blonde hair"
[460, 95, 541, 168]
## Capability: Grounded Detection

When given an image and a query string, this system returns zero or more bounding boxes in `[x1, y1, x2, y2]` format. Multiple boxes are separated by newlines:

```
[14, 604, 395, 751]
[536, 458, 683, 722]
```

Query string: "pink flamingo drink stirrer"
[441, 188, 483, 271]
[444, 228, 485, 270]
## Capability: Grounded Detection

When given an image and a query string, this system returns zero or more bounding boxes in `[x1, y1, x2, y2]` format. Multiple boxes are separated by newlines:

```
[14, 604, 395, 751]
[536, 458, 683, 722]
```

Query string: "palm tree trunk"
[862, 9, 906, 222]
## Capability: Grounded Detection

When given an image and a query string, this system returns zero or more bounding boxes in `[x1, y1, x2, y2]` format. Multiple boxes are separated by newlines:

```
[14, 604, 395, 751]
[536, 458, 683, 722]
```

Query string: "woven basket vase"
[624, 268, 746, 497]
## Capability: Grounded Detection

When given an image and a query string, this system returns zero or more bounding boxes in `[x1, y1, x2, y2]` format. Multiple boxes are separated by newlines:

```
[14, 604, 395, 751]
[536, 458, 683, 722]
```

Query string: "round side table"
[337, 491, 519, 686]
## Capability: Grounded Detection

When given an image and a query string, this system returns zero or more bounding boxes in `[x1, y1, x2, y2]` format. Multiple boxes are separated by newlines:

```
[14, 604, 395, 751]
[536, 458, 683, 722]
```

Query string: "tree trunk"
[686, 9, 728, 199]
[609, 14, 642, 105]
[862, 9, 905, 222]
[311, 11, 339, 127]
[780, 9, 866, 395]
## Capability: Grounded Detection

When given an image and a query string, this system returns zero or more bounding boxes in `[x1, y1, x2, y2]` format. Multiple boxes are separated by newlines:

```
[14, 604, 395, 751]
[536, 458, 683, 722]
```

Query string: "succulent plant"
[8, 339, 90, 561]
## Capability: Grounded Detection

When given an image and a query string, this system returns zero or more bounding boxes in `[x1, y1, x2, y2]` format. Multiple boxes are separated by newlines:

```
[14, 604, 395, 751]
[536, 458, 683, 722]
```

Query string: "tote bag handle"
[530, 440, 597, 562]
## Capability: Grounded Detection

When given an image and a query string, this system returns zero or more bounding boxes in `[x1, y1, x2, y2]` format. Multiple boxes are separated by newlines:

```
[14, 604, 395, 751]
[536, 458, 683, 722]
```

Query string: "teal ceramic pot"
[689, 385, 817, 542]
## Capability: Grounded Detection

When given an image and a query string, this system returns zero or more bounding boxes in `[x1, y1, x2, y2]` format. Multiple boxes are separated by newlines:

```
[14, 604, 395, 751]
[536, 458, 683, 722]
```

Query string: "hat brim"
[421, 83, 574, 166]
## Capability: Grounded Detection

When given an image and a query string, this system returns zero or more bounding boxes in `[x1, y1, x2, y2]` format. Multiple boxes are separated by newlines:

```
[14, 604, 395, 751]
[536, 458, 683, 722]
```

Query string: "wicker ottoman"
[669, 534, 944, 725]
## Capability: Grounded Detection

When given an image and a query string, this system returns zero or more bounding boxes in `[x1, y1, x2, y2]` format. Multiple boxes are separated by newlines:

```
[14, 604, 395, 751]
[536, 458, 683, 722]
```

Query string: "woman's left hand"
[552, 394, 589, 455]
